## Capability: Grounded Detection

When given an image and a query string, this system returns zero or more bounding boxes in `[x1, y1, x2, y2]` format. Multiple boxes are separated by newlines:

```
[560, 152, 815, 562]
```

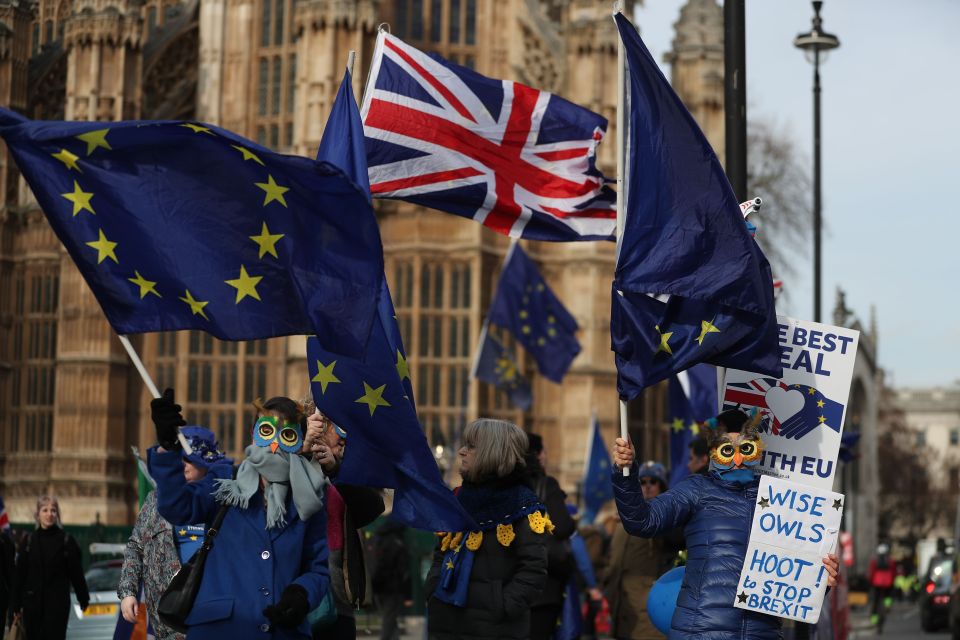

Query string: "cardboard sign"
[733, 476, 844, 623]
[722, 315, 860, 490]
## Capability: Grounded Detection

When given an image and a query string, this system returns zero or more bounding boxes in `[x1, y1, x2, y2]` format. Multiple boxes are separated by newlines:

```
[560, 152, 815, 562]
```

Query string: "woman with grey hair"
[425, 419, 550, 640]
[10, 496, 90, 640]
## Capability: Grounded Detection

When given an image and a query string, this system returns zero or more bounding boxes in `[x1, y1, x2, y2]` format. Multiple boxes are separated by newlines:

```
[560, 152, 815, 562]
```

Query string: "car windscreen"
[83, 564, 122, 593]
[928, 557, 954, 590]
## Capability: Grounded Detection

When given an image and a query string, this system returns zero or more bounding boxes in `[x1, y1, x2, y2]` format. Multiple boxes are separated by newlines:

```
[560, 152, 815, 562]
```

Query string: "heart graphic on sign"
[765, 386, 805, 423]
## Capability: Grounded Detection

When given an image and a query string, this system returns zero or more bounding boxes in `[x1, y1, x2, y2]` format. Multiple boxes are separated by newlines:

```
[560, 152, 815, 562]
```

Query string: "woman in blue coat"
[611, 409, 839, 640]
[149, 390, 330, 640]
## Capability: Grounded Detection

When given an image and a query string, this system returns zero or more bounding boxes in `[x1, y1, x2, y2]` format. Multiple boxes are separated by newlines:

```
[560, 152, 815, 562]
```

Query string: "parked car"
[67, 543, 126, 640]
[921, 553, 953, 632]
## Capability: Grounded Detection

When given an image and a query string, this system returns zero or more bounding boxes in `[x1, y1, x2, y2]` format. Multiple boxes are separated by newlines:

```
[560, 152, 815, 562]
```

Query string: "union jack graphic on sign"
[722, 376, 790, 435]
[360, 31, 617, 241]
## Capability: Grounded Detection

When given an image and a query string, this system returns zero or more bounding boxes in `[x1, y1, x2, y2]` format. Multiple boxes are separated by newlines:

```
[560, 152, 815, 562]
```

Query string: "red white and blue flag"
[722, 376, 790, 435]
[360, 32, 617, 241]
[0, 495, 9, 532]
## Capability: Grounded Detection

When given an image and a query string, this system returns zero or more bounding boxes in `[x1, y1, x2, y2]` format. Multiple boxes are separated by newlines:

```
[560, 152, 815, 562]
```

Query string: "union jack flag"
[360, 31, 617, 241]
[722, 376, 789, 435]
[0, 495, 9, 532]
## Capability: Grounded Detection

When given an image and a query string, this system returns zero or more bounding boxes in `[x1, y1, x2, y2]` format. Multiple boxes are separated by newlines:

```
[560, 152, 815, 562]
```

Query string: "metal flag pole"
[613, 1, 629, 477]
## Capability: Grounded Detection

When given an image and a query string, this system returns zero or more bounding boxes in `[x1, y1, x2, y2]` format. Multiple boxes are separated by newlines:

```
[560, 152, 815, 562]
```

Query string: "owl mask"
[705, 409, 764, 484]
[213, 413, 325, 529]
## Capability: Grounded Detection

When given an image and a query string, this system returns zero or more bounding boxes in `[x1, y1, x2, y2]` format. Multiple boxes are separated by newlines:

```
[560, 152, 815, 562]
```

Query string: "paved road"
[850, 601, 951, 639]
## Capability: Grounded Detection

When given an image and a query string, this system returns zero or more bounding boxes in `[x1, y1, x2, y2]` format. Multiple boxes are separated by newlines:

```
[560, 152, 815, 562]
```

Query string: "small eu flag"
[0, 108, 384, 357]
[488, 245, 580, 383]
[307, 282, 473, 533]
[581, 415, 613, 524]
[667, 364, 717, 487]
[611, 14, 782, 398]
[473, 331, 532, 411]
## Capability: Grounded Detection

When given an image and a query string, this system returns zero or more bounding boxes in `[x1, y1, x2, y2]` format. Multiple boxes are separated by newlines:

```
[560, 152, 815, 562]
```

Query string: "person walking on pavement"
[117, 426, 232, 640]
[10, 496, 90, 640]
[371, 520, 411, 640]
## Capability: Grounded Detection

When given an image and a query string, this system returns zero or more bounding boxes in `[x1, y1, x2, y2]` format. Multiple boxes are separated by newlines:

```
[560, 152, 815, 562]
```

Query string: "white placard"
[722, 315, 860, 490]
[733, 475, 844, 623]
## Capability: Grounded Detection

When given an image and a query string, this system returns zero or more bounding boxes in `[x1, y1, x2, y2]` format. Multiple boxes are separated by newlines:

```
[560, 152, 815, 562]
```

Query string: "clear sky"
[633, 0, 960, 389]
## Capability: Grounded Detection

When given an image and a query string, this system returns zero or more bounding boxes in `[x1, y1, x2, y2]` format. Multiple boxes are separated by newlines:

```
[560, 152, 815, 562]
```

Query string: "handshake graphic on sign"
[722, 378, 844, 441]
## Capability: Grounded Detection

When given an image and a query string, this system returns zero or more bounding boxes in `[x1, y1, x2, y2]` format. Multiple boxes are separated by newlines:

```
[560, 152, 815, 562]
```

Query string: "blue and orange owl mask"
[252, 415, 303, 454]
[705, 409, 764, 484]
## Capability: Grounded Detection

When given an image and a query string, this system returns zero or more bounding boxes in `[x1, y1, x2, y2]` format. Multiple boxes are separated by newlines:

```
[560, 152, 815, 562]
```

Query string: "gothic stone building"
[0, 0, 731, 525]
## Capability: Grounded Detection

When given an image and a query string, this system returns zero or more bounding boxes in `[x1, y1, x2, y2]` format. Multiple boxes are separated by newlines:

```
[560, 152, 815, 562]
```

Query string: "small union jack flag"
[360, 31, 617, 241]
[0, 495, 10, 532]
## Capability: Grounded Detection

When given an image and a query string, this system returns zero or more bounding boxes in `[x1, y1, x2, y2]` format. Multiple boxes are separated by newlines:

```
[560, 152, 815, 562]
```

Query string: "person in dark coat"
[0, 528, 15, 631]
[371, 520, 411, 640]
[149, 390, 330, 640]
[687, 436, 709, 476]
[10, 496, 90, 640]
[524, 433, 576, 640]
[302, 405, 385, 640]
[611, 410, 840, 640]
[425, 418, 549, 640]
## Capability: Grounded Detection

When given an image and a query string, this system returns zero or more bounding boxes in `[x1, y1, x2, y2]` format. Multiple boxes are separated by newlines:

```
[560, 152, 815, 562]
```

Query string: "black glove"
[262, 584, 310, 630]
[151, 388, 185, 451]
[79, 599, 90, 611]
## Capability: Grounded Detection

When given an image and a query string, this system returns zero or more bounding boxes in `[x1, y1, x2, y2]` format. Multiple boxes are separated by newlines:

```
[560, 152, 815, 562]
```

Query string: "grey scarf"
[214, 445, 326, 529]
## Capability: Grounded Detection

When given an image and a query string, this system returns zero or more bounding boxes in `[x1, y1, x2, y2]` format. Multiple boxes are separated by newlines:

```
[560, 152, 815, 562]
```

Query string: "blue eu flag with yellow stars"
[611, 13, 782, 398]
[581, 415, 613, 524]
[668, 364, 717, 487]
[473, 331, 532, 410]
[307, 283, 473, 532]
[487, 244, 580, 383]
[0, 108, 383, 357]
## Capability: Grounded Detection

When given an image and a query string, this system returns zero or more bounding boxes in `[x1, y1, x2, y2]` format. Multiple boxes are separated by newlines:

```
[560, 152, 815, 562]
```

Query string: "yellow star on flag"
[445, 559, 455, 570]
[255, 174, 290, 207]
[818, 415, 826, 424]
[231, 145, 265, 165]
[189, 535, 198, 541]
[396, 350, 410, 381]
[696, 319, 720, 345]
[312, 360, 341, 394]
[671, 418, 685, 433]
[76, 129, 112, 155]
[225, 265, 263, 303]
[249, 222, 284, 259]
[181, 123, 214, 135]
[52, 148, 82, 172]
[537, 337, 546, 346]
[519, 310, 529, 319]
[355, 381, 391, 416]
[521, 325, 531, 335]
[816, 399, 825, 408]
[179, 289, 209, 320]
[61, 180, 95, 216]
[546, 327, 557, 338]
[85, 229, 118, 264]
[689, 422, 700, 435]
[655, 325, 673, 356]
[128, 271, 160, 299]
[178, 529, 186, 536]
[808, 387, 816, 395]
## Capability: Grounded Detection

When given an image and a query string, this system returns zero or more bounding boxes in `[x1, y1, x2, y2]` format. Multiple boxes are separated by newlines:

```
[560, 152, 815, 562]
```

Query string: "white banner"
[733, 475, 844, 623]
[721, 315, 859, 490]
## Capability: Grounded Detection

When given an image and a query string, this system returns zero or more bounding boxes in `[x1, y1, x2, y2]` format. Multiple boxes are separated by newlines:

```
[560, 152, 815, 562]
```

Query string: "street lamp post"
[794, 1, 839, 324]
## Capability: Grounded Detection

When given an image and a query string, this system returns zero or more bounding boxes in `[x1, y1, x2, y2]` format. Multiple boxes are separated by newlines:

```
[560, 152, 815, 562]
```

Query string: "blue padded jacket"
[613, 466, 782, 640]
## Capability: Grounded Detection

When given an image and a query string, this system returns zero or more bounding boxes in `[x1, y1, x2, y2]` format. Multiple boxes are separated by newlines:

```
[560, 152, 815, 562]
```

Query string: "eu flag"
[0, 108, 383, 356]
[473, 331, 532, 411]
[309, 84, 472, 532]
[581, 415, 613, 524]
[317, 69, 370, 196]
[488, 245, 580, 383]
[667, 364, 717, 487]
[306, 285, 472, 532]
[611, 13, 781, 398]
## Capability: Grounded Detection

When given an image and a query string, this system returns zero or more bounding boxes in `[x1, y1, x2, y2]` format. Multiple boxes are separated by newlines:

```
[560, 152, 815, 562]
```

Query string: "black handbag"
[157, 503, 230, 632]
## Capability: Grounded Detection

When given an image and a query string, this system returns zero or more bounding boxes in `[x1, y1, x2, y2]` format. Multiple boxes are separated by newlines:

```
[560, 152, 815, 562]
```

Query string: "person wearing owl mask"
[148, 389, 331, 640]
[610, 409, 840, 640]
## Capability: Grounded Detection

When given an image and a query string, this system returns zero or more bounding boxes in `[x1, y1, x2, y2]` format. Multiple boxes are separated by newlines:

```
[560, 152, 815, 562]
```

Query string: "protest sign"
[733, 475, 844, 623]
[721, 315, 859, 490]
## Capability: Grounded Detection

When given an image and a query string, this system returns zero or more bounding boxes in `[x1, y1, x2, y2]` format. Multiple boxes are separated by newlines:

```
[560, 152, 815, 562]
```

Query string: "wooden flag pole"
[118, 334, 160, 400]
[613, 2, 630, 477]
